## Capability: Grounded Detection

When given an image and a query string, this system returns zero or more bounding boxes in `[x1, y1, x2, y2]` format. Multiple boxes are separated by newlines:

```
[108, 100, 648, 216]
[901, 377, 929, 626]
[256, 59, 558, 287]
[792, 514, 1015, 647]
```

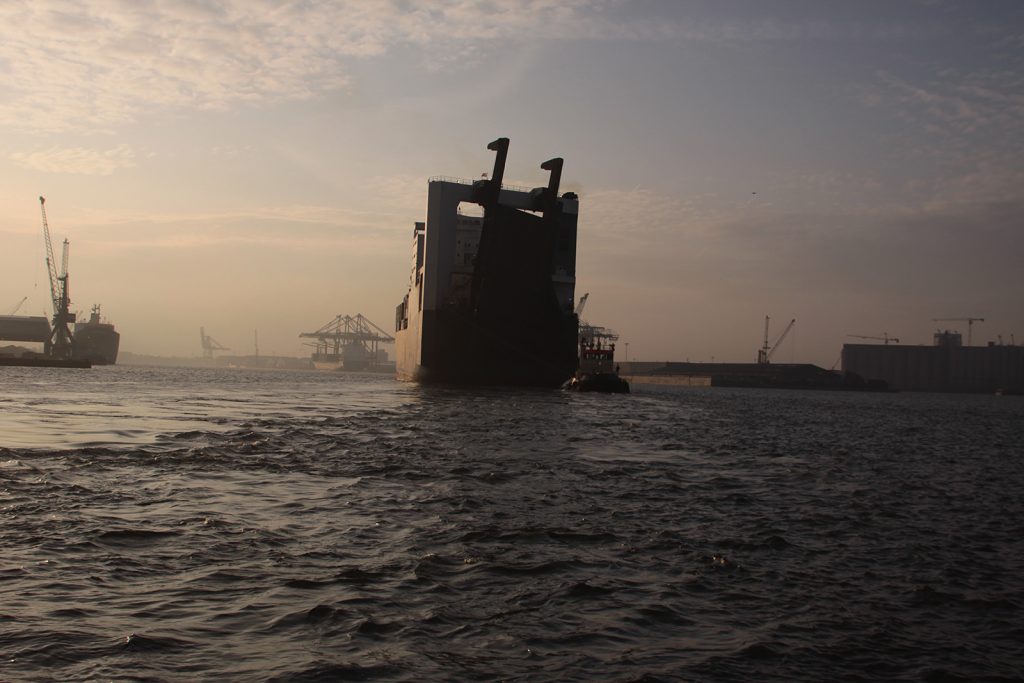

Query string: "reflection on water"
[0, 366, 413, 448]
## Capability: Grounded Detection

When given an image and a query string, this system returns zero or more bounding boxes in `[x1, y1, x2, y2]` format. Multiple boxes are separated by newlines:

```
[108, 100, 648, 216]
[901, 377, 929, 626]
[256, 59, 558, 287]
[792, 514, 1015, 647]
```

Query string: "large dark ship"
[394, 138, 579, 387]
[72, 305, 120, 365]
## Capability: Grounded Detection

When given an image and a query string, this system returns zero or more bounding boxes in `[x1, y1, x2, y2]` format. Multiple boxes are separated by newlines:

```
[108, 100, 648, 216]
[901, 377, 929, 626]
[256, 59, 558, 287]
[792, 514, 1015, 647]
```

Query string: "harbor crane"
[39, 196, 75, 359]
[848, 333, 899, 345]
[200, 327, 230, 358]
[932, 317, 984, 346]
[574, 293, 589, 317]
[300, 314, 395, 370]
[573, 292, 618, 348]
[8, 297, 28, 315]
[757, 316, 796, 364]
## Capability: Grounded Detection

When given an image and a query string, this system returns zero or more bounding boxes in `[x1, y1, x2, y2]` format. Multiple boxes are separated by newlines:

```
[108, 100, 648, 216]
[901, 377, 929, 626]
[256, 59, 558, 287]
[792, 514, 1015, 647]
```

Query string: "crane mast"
[757, 316, 796, 364]
[39, 196, 75, 359]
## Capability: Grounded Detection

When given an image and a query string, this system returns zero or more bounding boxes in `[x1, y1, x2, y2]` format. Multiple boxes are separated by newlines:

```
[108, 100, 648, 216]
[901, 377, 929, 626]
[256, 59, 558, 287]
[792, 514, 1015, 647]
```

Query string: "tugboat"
[565, 334, 630, 393]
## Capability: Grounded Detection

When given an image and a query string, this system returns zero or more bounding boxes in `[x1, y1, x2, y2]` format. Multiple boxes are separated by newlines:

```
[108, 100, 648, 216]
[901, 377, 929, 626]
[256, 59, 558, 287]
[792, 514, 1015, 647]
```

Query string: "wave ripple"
[1, 366, 1022, 681]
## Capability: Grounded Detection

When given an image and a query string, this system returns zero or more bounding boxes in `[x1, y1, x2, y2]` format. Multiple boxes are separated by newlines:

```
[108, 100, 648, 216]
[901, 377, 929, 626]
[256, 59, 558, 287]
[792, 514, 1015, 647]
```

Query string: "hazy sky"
[2, 0, 1021, 365]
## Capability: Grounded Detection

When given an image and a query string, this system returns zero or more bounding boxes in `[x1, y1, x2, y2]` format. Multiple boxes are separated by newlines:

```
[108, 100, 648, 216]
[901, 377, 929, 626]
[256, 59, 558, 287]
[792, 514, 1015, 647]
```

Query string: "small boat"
[564, 337, 629, 393]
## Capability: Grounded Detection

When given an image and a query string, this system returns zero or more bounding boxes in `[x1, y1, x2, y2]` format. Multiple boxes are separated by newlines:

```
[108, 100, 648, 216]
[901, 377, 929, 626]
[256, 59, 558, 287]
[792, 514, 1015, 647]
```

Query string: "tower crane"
[932, 317, 984, 346]
[757, 316, 796, 364]
[200, 327, 230, 358]
[848, 333, 899, 345]
[39, 196, 75, 359]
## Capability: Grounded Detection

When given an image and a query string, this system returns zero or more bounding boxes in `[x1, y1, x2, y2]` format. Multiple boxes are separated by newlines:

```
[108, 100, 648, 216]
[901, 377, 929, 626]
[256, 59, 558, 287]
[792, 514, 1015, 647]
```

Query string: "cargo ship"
[72, 305, 120, 365]
[394, 138, 579, 387]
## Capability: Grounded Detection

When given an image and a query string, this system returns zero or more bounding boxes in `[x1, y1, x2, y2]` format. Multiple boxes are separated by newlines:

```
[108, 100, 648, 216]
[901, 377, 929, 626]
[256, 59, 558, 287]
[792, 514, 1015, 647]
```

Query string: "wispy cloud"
[0, 1, 969, 134]
[0, 0, 598, 133]
[10, 144, 136, 175]
[860, 66, 1024, 152]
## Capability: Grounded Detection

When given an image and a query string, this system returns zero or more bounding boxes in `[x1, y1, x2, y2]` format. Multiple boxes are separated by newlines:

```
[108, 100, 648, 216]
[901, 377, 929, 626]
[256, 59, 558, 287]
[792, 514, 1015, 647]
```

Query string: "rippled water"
[1, 365, 1022, 681]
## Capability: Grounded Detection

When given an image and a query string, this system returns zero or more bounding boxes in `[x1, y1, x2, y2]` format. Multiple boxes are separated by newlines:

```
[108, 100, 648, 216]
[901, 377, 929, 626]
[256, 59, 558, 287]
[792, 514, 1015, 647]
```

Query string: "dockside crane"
[757, 316, 796, 364]
[574, 293, 589, 317]
[8, 297, 28, 315]
[39, 196, 75, 359]
[573, 292, 619, 349]
[299, 314, 395, 369]
[200, 327, 230, 358]
[932, 317, 984, 346]
[848, 333, 900, 345]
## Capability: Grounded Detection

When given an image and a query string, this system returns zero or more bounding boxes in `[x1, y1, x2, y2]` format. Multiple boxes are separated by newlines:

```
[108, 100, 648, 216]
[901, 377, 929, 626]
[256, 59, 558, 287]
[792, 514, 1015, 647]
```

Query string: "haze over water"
[2, 1, 1023, 364]
[2, 366, 1022, 681]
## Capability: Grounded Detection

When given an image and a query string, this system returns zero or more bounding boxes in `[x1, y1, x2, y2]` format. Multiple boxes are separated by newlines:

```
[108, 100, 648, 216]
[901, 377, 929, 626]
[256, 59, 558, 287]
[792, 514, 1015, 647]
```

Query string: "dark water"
[1, 365, 1022, 682]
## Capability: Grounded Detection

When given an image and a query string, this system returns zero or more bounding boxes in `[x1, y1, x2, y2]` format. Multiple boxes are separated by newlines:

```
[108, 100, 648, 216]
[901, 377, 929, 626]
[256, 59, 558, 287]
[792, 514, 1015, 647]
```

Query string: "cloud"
[865, 68, 1024, 146]
[0, 0, 599, 133]
[0, 1, 977, 134]
[10, 144, 136, 175]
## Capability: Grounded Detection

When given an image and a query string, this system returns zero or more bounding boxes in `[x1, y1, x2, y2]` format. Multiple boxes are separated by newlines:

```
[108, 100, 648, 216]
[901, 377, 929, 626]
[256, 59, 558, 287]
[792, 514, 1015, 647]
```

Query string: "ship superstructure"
[394, 138, 578, 387]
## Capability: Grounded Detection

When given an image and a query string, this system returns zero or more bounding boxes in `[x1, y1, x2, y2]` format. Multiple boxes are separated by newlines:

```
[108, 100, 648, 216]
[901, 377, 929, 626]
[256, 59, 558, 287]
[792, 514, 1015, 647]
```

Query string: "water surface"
[2, 366, 1022, 681]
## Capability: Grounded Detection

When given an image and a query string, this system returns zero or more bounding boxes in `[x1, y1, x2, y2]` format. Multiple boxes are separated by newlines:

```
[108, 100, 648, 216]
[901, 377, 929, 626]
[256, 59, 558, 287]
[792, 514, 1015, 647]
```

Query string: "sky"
[1, 0, 1022, 366]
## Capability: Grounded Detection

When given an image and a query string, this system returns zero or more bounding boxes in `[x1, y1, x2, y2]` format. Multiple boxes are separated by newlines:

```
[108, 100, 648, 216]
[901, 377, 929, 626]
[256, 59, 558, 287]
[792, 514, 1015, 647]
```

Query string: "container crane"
[932, 317, 984, 346]
[757, 316, 796, 364]
[299, 314, 395, 370]
[848, 333, 899, 345]
[39, 196, 75, 359]
[200, 327, 230, 358]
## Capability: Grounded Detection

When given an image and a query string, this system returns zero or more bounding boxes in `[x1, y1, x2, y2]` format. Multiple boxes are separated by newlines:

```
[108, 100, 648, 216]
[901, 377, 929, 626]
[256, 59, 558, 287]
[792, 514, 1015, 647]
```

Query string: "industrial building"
[842, 331, 1024, 393]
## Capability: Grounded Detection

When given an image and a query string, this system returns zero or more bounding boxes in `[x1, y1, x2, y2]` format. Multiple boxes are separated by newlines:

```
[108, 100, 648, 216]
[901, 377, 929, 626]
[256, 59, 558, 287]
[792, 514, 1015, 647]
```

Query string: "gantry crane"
[757, 316, 796, 364]
[299, 314, 395, 370]
[200, 327, 230, 358]
[932, 317, 984, 346]
[574, 292, 619, 350]
[848, 333, 899, 345]
[39, 196, 75, 359]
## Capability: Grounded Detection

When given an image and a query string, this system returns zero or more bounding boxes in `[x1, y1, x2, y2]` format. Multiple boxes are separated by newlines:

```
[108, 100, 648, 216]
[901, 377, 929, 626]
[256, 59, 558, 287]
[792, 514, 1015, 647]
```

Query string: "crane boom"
[766, 318, 796, 362]
[758, 316, 795, 363]
[848, 333, 899, 344]
[8, 297, 29, 315]
[40, 196, 61, 312]
[575, 293, 589, 317]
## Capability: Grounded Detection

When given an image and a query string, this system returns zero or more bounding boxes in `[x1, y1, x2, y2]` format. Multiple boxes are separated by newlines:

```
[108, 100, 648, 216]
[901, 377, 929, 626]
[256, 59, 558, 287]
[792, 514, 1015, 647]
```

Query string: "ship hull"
[72, 326, 120, 365]
[394, 143, 580, 389]
[396, 309, 576, 387]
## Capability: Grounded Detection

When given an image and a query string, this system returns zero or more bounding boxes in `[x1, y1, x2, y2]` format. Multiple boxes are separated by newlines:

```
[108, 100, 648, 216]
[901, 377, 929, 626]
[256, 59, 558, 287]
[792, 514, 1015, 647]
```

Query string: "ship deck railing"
[429, 175, 533, 194]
